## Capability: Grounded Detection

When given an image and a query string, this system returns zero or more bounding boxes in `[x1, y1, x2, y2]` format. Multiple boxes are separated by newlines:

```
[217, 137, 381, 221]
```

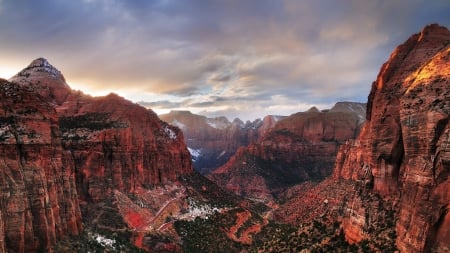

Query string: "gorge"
[0, 24, 448, 252]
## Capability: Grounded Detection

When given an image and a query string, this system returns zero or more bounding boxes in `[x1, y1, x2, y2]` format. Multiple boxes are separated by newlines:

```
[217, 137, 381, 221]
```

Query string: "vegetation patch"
[59, 113, 127, 131]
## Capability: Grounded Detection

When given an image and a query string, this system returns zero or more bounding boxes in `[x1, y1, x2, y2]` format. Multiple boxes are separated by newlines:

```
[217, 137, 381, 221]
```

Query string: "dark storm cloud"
[0, 0, 449, 120]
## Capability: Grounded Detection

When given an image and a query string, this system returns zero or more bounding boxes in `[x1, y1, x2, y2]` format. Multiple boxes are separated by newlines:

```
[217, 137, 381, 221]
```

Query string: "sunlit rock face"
[0, 58, 194, 252]
[334, 24, 450, 252]
[160, 111, 283, 174]
[209, 103, 365, 203]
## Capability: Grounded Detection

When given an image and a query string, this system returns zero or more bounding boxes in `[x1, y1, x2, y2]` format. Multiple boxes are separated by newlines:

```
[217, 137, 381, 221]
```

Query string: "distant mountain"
[159, 111, 285, 174]
[329, 101, 366, 123]
[208, 102, 366, 203]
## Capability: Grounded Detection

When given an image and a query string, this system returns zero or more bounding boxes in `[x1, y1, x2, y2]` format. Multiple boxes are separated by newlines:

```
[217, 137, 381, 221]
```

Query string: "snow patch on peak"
[163, 125, 177, 140]
[27, 58, 62, 78]
[12, 57, 64, 80]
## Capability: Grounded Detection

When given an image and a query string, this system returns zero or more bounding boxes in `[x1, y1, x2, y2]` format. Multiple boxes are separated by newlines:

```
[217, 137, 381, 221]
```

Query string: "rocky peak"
[258, 115, 286, 138]
[14, 57, 66, 81]
[418, 23, 450, 41]
[307, 106, 320, 113]
[9, 58, 71, 105]
[232, 118, 245, 127]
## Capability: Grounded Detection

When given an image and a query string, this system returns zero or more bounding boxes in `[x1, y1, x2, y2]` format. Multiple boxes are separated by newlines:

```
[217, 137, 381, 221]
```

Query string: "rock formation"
[334, 24, 450, 252]
[0, 58, 193, 252]
[159, 111, 283, 174]
[209, 104, 365, 202]
[0, 79, 82, 252]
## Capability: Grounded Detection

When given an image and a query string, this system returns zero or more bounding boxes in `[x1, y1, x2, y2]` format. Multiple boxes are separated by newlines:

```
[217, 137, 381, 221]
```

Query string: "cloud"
[0, 0, 449, 120]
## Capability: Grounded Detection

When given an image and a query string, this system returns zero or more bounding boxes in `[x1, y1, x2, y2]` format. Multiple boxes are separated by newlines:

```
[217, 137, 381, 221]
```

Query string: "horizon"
[0, 1, 449, 121]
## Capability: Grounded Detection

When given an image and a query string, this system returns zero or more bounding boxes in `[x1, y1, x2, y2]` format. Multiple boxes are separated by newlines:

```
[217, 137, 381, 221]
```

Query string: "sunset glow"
[0, 0, 449, 120]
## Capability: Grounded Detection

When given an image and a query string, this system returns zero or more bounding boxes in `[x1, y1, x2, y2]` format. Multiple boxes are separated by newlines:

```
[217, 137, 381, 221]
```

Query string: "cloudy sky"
[0, 0, 449, 120]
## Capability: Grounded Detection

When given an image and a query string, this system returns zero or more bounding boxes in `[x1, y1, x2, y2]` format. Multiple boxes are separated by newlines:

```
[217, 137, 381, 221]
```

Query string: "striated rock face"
[0, 79, 82, 252]
[9, 58, 193, 203]
[57, 93, 193, 203]
[159, 111, 283, 174]
[334, 24, 450, 252]
[0, 58, 193, 252]
[209, 104, 365, 202]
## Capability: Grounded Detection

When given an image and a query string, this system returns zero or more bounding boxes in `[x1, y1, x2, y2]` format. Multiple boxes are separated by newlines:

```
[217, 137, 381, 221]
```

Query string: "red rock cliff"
[334, 24, 450, 252]
[9, 58, 193, 203]
[1, 58, 193, 252]
[0, 79, 82, 252]
[56, 92, 193, 203]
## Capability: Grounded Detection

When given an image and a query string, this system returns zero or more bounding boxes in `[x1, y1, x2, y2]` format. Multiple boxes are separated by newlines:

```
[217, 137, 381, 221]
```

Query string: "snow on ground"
[90, 233, 116, 248]
[178, 200, 221, 220]
[163, 126, 177, 140]
[188, 147, 201, 161]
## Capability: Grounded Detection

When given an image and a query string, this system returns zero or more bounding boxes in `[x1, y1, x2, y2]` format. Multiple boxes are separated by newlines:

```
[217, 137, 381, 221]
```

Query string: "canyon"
[0, 23, 448, 252]
[159, 110, 284, 174]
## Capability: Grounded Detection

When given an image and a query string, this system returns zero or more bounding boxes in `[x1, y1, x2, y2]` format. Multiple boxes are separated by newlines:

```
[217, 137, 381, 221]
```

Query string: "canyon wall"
[0, 58, 194, 252]
[209, 103, 365, 202]
[334, 24, 450, 252]
[160, 111, 283, 174]
[0, 79, 82, 252]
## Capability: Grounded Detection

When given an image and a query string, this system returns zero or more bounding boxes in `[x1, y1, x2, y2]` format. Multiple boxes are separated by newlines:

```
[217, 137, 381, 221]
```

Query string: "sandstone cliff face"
[10, 58, 193, 203]
[0, 58, 193, 252]
[57, 93, 193, 203]
[334, 24, 450, 252]
[0, 79, 82, 252]
[159, 111, 283, 174]
[209, 105, 365, 202]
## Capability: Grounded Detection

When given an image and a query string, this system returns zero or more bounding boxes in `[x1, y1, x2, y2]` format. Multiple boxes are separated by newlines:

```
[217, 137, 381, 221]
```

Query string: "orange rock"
[335, 24, 450, 252]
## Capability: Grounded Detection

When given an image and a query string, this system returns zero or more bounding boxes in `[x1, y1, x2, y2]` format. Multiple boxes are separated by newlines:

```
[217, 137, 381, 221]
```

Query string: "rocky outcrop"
[334, 24, 450, 252]
[0, 79, 82, 252]
[0, 58, 193, 252]
[159, 111, 283, 174]
[209, 104, 365, 202]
